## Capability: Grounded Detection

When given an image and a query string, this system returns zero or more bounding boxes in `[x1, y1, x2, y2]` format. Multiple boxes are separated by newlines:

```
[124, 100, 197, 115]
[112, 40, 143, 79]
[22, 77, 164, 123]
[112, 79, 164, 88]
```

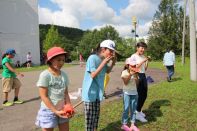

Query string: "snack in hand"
[147, 56, 152, 61]
[62, 104, 75, 117]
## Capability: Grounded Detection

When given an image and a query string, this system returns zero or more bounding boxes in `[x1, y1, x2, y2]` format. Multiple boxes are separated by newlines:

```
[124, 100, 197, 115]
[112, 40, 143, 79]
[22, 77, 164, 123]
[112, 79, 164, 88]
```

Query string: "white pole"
[189, 0, 197, 81]
[182, 0, 187, 65]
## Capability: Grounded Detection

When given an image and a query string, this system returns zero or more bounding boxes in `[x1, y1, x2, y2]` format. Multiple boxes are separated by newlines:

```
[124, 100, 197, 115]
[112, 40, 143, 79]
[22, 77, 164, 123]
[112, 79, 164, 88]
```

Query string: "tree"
[78, 26, 123, 59]
[147, 0, 189, 59]
[43, 25, 61, 52]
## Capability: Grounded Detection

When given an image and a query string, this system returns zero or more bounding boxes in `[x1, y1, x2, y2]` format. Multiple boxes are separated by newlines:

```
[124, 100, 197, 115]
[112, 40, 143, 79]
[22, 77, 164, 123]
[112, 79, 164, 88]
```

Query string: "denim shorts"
[35, 107, 69, 128]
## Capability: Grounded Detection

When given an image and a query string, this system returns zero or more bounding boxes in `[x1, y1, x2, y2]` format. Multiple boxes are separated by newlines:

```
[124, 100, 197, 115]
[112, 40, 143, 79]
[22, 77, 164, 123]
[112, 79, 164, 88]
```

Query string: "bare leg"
[14, 87, 20, 98]
[58, 122, 69, 131]
[42, 128, 54, 131]
[3, 92, 8, 101]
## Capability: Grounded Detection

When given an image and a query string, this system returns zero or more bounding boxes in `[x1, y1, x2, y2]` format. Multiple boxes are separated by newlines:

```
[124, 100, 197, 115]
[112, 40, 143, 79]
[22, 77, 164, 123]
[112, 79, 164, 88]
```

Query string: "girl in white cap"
[35, 47, 74, 131]
[82, 40, 116, 131]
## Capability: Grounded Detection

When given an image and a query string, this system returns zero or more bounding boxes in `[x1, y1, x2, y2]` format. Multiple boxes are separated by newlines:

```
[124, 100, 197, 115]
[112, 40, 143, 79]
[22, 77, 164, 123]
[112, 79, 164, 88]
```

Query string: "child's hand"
[55, 110, 67, 118]
[103, 56, 113, 64]
[20, 73, 24, 77]
[147, 56, 152, 61]
[17, 72, 24, 78]
[111, 56, 116, 66]
[61, 104, 75, 118]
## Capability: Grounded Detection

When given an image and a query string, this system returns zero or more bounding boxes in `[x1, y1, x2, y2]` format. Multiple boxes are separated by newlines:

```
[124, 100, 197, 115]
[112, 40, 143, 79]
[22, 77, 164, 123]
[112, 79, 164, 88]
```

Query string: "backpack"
[147, 76, 154, 83]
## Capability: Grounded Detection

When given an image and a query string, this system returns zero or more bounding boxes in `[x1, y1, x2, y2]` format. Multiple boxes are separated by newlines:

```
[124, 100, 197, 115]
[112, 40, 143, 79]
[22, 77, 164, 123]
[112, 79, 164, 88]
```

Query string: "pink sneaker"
[130, 125, 140, 131]
[121, 124, 130, 131]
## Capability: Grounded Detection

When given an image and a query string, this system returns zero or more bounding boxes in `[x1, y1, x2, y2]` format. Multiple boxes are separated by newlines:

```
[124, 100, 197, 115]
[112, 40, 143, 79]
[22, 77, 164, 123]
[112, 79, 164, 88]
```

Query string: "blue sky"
[38, 0, 197, 38]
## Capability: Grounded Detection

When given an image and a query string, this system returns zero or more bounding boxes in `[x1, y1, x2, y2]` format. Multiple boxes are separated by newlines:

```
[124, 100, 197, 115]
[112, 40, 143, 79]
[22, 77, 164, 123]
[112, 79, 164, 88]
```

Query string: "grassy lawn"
[69, 59, 197, 131]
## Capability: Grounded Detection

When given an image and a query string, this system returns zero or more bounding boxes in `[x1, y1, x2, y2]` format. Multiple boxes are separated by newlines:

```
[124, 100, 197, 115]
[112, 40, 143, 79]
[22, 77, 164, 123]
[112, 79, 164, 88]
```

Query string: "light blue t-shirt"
[37, 69, 69, 108]
[82, 54, 107, 102]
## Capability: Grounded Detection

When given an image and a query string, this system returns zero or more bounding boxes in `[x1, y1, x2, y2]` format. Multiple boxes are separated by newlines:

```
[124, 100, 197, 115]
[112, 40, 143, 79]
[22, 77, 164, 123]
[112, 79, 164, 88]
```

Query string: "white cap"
[100, 40, 115, 51]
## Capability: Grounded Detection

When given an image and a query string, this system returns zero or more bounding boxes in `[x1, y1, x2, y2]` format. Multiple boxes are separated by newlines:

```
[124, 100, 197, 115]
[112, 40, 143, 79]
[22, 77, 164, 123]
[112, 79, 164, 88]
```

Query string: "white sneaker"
[136, 111, 146, 117]
[140, 111, 146, 117]
[136, 112, 148, 123]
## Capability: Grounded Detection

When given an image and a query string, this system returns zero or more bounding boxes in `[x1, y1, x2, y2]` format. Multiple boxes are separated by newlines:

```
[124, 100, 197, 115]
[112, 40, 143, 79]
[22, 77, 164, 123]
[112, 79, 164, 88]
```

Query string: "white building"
[0, 0, 40, 65]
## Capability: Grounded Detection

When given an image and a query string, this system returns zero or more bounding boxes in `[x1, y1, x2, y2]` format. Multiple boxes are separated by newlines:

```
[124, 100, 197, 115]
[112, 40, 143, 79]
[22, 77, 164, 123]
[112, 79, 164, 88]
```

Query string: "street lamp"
[132, 16, 138, 45]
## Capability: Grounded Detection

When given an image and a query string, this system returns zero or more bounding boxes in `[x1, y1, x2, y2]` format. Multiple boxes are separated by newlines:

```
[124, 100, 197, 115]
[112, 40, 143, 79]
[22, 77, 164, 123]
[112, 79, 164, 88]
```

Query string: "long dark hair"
[90, 43, 107, 56]
[122, 64, 130, 74]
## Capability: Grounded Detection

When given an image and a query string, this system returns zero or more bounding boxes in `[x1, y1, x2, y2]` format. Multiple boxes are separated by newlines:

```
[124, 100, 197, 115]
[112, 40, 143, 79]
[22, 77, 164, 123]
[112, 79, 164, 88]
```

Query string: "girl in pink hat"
[35, 47, 74, 131]
[121, 58, 140, 131]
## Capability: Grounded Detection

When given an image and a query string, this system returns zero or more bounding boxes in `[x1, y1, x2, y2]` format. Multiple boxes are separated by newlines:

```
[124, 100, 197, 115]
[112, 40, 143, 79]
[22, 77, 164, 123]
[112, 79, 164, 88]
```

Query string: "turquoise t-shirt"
[82, 54, 107, 102]
[2, 57, 16, 78]
[37, 69, 69, 108]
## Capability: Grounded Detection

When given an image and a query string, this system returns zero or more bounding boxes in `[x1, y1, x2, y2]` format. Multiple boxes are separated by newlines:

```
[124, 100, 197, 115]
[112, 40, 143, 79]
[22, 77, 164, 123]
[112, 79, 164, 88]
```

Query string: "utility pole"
[132, 16, 137, 45]
[189, 0, 197, 81]
[182, 0, 187, 65]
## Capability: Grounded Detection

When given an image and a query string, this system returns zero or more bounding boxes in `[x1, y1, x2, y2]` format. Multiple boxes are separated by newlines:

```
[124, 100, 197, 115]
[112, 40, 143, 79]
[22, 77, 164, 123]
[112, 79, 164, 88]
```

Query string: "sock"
[14, 97, 18, 101]
[3, 100, 8, 104]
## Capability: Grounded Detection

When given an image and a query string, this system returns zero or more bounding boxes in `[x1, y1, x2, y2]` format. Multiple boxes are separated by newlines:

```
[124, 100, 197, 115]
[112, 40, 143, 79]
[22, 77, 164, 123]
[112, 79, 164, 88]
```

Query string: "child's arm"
[136, 58, 148, 69]
[91, 56, 112, 78]
[64, 88, 71, 105]
[107, 56, 116, 73]
[64, 87, 74, 118]
[122, 71, 136, 85]
[5, 63, 24, 77]
[145, 60, 149, 71]
[39, 87, 64, 117]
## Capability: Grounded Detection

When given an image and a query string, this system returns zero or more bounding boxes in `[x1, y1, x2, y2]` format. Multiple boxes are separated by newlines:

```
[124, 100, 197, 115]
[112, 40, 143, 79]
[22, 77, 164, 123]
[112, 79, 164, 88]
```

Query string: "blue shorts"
[35, 107, 69, 128]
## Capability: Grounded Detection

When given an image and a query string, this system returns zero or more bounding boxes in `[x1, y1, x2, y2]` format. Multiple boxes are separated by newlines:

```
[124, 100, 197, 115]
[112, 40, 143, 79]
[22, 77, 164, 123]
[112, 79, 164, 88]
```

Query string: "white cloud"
[38, 6, 80, 28]
[50, 0, 123, 24]
[120, 0, 160, 22]
[39, 0, 125, 28]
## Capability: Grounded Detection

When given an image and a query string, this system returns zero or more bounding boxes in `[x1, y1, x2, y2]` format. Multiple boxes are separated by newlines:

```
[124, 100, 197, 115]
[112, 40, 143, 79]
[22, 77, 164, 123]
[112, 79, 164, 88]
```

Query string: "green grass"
[69, 59, 197, 131]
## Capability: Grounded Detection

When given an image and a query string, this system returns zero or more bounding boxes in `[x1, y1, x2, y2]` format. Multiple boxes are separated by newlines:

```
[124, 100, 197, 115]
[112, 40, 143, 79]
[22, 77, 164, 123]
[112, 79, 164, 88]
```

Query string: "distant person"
[15, 60, 21, 68]
[130, 42, 150, 123]
[41, 52, 47, 65]
[35, 47, 74, 131]
[1, 49, 24, 107]
[163, 49, 175, 82]
[82, 40, 116, 131]
[79, 53, 84, 67]
[121, 58, 140, 131]
[26, 52, 32, 68]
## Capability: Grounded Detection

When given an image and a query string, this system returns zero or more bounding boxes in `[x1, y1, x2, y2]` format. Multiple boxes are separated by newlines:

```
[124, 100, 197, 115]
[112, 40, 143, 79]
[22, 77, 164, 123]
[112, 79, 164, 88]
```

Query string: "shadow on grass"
[107, 87, 122, 98]
[137, 99, 171, 126]
[100, 120, 122, 131]
[172, 77, 182, 82]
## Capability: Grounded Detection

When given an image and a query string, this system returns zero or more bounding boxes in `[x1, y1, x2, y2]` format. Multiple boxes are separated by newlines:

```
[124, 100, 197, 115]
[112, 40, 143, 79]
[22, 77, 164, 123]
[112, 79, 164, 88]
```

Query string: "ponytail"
[2, 53, 7, 59]
[90, 43, 101, 55]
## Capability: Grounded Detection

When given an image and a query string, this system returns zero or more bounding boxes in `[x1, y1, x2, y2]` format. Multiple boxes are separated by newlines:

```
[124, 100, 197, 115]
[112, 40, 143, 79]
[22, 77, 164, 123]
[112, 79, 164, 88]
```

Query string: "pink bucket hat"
[47, 47, 67, 62]
[125, 57, 136, 66]
[125, 57, 139, 72]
